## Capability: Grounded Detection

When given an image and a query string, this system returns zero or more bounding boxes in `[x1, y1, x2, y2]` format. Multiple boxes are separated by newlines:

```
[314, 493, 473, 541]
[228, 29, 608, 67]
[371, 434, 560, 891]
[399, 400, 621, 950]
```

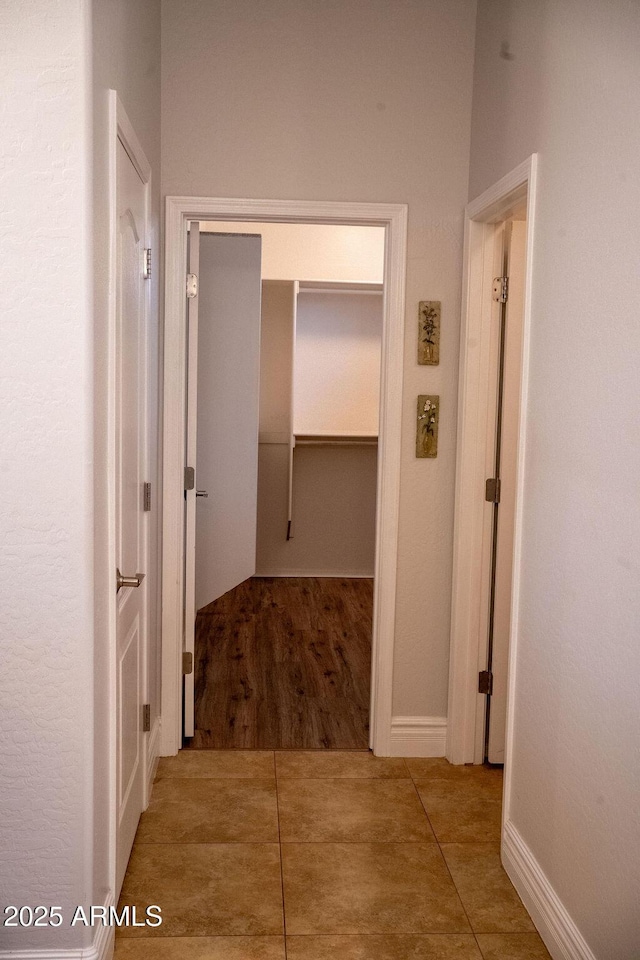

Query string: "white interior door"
[115, 137, 148, 891]
[487, 219, 527, 763]
[194, 232, 262, 611]
[183, 222, 200, 738]
[183, 229, 262, 734]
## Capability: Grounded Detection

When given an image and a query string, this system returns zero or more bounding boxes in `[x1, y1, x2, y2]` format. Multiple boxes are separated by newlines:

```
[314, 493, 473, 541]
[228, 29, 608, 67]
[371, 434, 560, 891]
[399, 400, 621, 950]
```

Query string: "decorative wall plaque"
[418, 300, 440, 365]
[416, 395, 439, 458]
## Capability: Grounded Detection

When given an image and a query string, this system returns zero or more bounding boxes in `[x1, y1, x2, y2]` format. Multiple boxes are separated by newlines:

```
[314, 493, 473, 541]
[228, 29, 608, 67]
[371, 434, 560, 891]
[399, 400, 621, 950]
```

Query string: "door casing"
[161, 197, 408, 758]
[446, 155, 538, 808]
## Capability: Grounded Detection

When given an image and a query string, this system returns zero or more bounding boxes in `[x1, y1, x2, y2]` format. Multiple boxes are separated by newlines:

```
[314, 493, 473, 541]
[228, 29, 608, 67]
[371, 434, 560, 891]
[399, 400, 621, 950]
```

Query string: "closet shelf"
[294, 432, 378, 447]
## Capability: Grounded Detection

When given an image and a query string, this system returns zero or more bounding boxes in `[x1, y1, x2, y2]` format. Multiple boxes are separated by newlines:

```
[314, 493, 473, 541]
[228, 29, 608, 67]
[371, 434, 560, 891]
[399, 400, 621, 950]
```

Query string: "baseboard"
[146, 716, 161, 796]
[254, 571, 374, 578]
[388, 716, 447, 757]
[502, 819, 597, 960]
[0, 893, 114, 960]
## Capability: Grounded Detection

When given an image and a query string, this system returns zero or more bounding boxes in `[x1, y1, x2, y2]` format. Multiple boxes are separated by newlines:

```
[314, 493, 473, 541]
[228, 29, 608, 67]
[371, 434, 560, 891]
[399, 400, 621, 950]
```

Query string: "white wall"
[294, 291, 382, 436]
[257, 444, 378, 577]
[0, 2, 161, 954]
[470, 2, 640, 956]
[202, 221, 385, 282]
[162, 0, 478, 719]
[0, 3, 93, 952]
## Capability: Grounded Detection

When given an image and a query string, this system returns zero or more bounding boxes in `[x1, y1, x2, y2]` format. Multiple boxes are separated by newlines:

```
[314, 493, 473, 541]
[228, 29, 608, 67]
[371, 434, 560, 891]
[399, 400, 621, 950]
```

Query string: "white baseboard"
[254, 570, 374, 579]
[389, 716, 447, 757]
[146, 716, 161, 797]
[502, 819, 597, 960]
[0, 893, 114, 960]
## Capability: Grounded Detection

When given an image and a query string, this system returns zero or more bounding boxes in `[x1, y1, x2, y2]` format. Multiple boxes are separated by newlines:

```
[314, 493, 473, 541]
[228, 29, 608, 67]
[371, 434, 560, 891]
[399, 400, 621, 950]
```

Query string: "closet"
[188, 221, 385, 748]
[256, 279, 382, 577]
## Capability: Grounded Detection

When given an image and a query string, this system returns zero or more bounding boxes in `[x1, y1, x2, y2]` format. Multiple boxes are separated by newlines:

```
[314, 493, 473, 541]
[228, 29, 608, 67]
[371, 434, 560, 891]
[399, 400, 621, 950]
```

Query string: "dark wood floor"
[186, 577, 373, 750]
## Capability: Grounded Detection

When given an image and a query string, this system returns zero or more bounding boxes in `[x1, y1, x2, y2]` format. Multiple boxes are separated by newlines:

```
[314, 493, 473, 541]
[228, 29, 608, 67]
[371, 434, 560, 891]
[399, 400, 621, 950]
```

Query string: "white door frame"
[161, 197, 408, 757]
[107, 91, 153, 896]
[446, 156, 538, 772]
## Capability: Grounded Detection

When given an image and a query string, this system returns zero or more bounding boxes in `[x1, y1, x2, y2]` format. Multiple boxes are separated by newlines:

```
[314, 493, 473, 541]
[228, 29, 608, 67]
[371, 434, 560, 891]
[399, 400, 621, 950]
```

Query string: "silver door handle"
[117, 569, 145, 591]
[196, 490, 208, 498]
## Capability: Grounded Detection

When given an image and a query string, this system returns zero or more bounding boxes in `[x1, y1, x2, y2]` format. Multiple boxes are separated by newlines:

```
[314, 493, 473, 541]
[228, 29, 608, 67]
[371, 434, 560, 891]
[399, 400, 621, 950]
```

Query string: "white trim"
[446, 156, 538, 765]
[389, 716, 447, 757]
[161, 197, 407, 757]
[145, 716, 161, 803]
[115, 104, 151, 184]
[0, 894, 115, 960]
[255, 571, 375, 579]
[503, 820, 598, 960]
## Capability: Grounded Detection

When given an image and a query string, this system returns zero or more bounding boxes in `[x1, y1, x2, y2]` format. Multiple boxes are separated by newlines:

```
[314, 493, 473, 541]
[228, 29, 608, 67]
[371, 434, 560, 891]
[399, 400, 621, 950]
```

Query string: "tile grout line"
[274, 753, 288, 958]
[409, 771, 485, 956]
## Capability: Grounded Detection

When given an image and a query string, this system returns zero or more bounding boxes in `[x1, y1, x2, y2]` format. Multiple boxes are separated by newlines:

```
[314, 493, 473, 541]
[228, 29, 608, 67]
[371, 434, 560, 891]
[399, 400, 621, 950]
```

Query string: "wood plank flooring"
[186, 577, 372, 750]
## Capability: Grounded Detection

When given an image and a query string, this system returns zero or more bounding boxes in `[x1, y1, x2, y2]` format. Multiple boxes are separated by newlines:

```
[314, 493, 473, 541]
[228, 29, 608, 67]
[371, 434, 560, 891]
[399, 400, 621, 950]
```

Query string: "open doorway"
[161, 198, 408, 759]
[186, 221, 384, 749]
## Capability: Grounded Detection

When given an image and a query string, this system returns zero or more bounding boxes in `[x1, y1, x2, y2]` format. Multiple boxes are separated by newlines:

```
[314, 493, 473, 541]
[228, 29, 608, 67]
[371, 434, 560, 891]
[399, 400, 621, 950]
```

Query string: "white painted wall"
[257, 444, 378, 578]
[0, 3, 92, 952]
[259, 281, 296, 440]
[470, 2, 640, 956]
[0, 2, 160, 954]
[162, 0, 478, 718]
[201, 221, 385, 282]
[294, 291, 382, 436]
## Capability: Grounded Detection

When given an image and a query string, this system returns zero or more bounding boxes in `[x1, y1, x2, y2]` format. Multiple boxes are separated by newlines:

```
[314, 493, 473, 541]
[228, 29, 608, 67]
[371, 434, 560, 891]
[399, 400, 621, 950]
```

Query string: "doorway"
[447, 157, 537, 794]
[161, 198, 408, 758]
[186, 222, 383, 748]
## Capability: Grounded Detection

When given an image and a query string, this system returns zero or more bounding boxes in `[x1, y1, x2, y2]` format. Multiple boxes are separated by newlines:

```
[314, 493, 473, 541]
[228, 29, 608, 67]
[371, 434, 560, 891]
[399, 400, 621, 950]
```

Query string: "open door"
[115, 135, 149, 890]
[486, 219, 527, 764]
[183, 227, 262, 737]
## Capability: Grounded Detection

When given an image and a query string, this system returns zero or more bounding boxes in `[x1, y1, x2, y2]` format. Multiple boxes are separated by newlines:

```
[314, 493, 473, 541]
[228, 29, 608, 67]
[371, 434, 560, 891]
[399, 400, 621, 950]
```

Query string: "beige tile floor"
[115, 752, 551, 960]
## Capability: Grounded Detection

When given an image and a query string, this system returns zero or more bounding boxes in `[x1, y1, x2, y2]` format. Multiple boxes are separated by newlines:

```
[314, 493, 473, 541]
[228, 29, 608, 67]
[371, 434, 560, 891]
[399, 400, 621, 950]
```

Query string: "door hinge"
[142, 703, 151, 732]
[478, 671, 493, 695]
[186, 273, 198, 298]
[143, 248, 152, 280]
[485, 478, 501, 503]
[143, 482, 152, 511]
[492, 276, 509, 303]
[183, 652, 193, 675]
[184, 466, 195, 491]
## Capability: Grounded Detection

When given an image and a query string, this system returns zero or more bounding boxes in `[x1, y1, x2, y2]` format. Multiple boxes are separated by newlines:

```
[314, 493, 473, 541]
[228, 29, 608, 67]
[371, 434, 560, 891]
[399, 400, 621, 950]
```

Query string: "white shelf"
[297, 280, 383, 295]
[294, 432, 378, 446]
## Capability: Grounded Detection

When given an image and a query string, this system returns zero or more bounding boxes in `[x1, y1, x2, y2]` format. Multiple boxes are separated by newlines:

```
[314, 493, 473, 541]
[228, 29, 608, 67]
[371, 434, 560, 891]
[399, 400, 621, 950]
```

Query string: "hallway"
[115, 751, 550, 959]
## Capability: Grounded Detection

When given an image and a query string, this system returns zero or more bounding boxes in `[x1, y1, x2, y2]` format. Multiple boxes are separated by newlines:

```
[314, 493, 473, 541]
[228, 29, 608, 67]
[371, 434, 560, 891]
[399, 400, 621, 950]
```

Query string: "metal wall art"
[416, 395, 439, 458]
[418, 300, 440, 365]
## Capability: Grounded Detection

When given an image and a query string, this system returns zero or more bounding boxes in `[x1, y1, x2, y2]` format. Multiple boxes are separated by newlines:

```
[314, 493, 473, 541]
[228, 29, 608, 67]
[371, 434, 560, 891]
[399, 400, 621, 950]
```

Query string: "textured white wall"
[0, 1, 160, 952]
[162, 0, 477, 718]
[0, 2, 92, 951]
[470, 2, 640, 956]
[91, 0, 161, 912]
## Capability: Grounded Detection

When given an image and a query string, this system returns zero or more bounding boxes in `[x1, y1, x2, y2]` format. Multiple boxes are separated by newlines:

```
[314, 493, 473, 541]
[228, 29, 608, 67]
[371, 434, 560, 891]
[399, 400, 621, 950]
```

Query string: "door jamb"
[161, 197, 408, 757]
[446, 156, 538, 780]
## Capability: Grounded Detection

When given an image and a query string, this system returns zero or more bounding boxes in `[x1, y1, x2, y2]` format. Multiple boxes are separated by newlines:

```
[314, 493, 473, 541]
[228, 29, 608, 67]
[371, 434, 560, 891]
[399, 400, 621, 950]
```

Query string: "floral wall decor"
[416, 395, 439, 458]
[418, 300, 440, 365]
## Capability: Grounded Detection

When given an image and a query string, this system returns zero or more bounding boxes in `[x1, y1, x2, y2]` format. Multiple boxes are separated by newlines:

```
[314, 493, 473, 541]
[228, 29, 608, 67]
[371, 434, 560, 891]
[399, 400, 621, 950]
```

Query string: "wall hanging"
[416, 395, 439, 458]
[418, 300, 440, 365]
